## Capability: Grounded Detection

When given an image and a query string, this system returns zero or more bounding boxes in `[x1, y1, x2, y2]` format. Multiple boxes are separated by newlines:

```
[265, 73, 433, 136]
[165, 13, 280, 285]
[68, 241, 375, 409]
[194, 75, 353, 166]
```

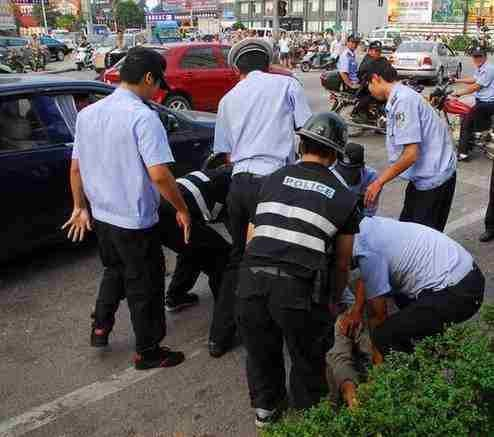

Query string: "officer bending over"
[236, 113, 361, 428]
[159, 166, 237, 358]
[214, 38, 312, 293]
[364, 58, 457, 232]
[348, 216, 484, 360]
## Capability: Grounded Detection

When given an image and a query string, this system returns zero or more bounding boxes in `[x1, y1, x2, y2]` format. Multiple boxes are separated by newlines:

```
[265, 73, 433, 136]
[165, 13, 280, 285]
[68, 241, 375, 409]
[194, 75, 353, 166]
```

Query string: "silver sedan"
[391, 41, 462, 84]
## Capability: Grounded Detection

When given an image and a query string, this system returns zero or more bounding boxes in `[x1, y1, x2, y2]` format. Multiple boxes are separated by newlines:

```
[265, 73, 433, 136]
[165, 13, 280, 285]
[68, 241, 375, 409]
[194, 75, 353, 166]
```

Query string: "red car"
[100, 42, 294, 112]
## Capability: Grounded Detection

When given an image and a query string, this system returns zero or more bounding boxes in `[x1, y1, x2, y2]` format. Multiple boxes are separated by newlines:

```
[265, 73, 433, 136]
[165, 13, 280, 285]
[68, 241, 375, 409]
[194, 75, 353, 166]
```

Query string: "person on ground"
[63, 47, 190, 370]
[364, 58, 457, 232]
[454, 46, 494, 162]
[236, 113, 361, 428]
[213, 38, 312, 302]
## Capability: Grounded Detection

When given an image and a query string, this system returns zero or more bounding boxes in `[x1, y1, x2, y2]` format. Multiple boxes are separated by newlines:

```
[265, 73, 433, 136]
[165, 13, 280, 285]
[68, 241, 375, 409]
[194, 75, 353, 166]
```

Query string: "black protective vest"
[246, 162, 358, 278]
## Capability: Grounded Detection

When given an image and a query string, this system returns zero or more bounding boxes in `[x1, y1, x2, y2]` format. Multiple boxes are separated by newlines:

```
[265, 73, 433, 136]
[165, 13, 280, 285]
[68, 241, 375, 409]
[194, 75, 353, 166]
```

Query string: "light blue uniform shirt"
[385, 83, 456, 190]
[474, 62, 494, 102]
[354, 216, 474, 300]
[72, 88, 174, 230]
[337, 48, 358, 83]
[213, 70, 312, 176]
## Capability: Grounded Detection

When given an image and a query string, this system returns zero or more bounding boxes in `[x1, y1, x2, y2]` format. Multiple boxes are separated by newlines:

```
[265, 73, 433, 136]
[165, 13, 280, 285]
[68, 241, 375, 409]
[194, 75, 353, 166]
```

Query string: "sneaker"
[90, 326, 110, 347]
[458, 153, 470, 161]
[255, 408, 280, 428]
[134, 346, 185, 370]
[165, 293, 199, 312]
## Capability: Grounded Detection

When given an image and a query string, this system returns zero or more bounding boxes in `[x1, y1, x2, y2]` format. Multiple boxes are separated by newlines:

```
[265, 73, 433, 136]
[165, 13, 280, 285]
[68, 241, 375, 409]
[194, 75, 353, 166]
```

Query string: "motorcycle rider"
[453, 46, 494, 162]
[337, 34, 360, 91]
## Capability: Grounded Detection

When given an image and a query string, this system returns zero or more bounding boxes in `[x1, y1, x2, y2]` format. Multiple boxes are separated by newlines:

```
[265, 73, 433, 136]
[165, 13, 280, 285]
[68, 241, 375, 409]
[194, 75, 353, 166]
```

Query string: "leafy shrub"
[263, 307, 494, 437]
[448, 34, 474, 53]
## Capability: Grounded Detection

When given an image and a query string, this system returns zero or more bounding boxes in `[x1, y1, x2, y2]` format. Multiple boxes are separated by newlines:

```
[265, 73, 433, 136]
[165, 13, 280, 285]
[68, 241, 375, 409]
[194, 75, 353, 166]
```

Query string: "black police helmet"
[348, 34, 361, 43]
[297, 112, 347, 154]
[368, 40, 382, 50]
[339, 142, 365, 168]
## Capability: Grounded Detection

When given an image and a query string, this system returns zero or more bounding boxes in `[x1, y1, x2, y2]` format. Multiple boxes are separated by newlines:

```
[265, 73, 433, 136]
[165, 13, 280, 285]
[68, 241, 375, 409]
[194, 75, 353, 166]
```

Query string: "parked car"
[39, 35, 71, 61]
[0, 75, 216, 262]
[364, 27, 402, 52]
[50, 30, 79, 51]
[391, 41, 462, 83]
[101, 42, 294, 112]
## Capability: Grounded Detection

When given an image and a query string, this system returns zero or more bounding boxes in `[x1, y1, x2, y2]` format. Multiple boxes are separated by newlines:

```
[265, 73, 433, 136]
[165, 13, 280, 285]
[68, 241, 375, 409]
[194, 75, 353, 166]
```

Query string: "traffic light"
[278, 0, 287, 17]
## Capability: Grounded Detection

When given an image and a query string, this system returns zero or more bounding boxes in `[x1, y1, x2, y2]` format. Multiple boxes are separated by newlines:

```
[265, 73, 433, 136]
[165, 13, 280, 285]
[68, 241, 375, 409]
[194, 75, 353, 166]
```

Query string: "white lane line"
[0, 347, 204, 437]
[445, 208, 486, 235]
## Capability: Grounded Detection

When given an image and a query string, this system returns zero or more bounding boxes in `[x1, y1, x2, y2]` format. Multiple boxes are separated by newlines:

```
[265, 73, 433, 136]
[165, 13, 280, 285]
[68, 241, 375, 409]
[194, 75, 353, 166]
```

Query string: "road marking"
[0, 346, 205, 437]
[445, 208, 486, 235]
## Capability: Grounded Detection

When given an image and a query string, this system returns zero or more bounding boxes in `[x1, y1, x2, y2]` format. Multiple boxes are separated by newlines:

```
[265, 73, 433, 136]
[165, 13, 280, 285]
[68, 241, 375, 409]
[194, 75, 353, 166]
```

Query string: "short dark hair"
[236, 51, 269, 75]
[365, 58, 398, 83]
[299, 137, 335, 159]
[120, 47, 167, 86]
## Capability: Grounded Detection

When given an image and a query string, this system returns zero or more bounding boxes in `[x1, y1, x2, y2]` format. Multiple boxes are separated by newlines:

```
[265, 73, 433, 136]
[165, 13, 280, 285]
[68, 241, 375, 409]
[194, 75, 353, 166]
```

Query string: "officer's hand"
[338, 310, 363, 338]
[176, 210, 191, 244]
[364, 180, 383, 208]
[62, 207, 92, 242]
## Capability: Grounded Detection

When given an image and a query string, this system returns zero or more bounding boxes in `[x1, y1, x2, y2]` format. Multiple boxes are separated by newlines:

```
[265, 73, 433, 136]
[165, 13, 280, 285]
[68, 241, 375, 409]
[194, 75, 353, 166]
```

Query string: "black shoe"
[90, 326, 110, 347]
[480, 230, 494, 242]
[165, 293, 199, 312]
[134, 346, 185, 370]
[208, 340, 233, 358]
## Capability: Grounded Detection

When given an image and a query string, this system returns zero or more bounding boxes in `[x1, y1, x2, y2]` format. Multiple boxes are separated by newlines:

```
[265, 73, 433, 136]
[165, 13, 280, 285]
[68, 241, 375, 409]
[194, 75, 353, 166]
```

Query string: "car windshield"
[387, 31, 400, 38]
[397, 42, 434, 53]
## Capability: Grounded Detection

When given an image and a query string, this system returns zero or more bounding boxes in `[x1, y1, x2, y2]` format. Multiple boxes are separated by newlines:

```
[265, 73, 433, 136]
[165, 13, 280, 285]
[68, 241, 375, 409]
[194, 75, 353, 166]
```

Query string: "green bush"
[263, 308, 494, 437]
[448, 34, 474, 53]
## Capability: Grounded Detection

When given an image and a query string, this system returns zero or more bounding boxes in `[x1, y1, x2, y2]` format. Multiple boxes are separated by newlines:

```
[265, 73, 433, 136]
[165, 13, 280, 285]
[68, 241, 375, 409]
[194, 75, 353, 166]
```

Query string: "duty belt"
[249, 266, 295, 278]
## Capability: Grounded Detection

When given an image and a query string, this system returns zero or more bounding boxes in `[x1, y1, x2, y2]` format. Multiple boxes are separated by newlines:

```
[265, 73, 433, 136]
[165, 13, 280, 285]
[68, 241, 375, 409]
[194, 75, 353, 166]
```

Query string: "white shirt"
[279, 38, 290, 53]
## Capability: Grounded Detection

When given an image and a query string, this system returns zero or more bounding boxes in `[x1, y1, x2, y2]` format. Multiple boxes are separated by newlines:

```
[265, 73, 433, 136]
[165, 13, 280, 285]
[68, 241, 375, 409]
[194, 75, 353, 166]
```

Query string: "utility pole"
[40, 0, 48, 33]
[273, 0, 279, 40]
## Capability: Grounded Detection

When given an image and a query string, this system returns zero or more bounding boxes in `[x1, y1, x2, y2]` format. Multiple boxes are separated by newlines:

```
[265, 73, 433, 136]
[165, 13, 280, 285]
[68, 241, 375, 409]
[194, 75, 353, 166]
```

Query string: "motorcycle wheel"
[301, 62, 310, 73]
[338, 105, 364, 137]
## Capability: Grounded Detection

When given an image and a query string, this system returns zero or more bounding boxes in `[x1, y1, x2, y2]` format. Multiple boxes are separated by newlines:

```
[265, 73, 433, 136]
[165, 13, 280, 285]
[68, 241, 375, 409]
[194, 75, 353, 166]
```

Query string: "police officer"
[63, 47, 190, 370]
[159, 165, 237, 358]
[349, 216, 484, 359]
[236, 113, 361, 427]
[337, 34, 360, 90]
[364, 58, 457, 232]
[454, 47, 494, 162]
[213, 38, 312, 291]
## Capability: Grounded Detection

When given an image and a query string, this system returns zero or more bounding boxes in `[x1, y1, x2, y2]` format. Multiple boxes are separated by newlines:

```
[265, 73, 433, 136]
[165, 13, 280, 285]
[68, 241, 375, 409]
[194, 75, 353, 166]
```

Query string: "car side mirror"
[166, 114, 179, 132]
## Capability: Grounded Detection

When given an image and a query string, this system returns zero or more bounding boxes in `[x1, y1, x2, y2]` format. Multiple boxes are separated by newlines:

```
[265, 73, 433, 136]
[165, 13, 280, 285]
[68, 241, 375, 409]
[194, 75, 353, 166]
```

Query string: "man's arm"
[365, 143, 419, 207]
[147, 164, 191, 244]
[339, 71, 356, 88]
[454, 76, 476, 85]
[454, 83, 481, 97]
[338, 278, 365, 338]
[367, 295, 388, 365]
[62, 158, 92, 242]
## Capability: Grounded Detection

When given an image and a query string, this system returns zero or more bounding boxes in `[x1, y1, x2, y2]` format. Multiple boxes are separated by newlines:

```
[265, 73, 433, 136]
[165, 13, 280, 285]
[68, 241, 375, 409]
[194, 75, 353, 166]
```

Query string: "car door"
[176, 46, 226, 112]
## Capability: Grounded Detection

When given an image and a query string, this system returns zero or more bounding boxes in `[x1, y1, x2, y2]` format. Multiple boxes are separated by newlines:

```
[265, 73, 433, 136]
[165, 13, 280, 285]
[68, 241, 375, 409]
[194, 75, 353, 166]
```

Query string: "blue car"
[0, 76, 216, 262]
[40, 35, 71, 62]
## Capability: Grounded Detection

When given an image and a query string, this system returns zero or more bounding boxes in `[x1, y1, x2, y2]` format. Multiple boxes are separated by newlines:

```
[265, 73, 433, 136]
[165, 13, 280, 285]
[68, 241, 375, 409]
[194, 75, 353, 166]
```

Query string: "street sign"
[279, 17, 303, 31]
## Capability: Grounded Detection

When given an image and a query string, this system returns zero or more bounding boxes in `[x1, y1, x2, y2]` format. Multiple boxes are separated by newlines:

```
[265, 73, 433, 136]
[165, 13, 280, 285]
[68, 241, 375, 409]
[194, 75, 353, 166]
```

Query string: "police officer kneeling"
[236, 113, 361, 428]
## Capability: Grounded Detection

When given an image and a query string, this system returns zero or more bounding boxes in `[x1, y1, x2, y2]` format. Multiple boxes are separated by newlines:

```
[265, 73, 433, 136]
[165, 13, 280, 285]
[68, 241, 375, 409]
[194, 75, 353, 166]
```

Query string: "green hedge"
[262, 305, 494, 437]
[448, 35, 474, 53]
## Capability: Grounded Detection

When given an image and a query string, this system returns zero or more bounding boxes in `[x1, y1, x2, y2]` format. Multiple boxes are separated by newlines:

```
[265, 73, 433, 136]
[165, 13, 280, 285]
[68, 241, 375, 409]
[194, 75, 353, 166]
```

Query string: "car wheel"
[56, 50, 65, 62]
[301, 62, 311, 72]
[164, 95, 192, 111]
[456, 63, 462, 79]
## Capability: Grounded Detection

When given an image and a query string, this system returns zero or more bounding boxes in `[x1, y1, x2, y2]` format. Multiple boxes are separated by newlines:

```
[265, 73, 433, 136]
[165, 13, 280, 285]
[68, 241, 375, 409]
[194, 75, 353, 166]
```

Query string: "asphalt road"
[1, 63, 493, 437]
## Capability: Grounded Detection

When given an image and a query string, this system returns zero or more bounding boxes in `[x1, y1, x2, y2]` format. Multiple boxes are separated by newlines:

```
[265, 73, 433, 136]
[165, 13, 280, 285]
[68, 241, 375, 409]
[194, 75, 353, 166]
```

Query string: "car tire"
[456, 63, 462, 79]
[56, 50, 65, 62]
[164, 95, 192, 111]
[301, 62, 311, 72]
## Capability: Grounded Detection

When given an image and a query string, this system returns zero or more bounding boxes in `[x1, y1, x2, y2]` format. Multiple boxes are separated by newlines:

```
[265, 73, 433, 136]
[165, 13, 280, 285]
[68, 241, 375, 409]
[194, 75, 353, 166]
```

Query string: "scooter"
[300, 51, 337, 73]
[75, 46, 94, 71]
[429, 78, 494, 160]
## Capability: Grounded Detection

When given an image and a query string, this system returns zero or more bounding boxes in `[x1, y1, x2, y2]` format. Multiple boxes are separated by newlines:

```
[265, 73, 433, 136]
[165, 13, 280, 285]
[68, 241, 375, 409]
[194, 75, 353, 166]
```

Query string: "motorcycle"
[322, 69, 424, 136]
[0, 51, 14, 73]
[300, 51, 337, 73]
[75, 46, 94, 71]
[27, 48, 44, 72]
[429, 78, 494, 160]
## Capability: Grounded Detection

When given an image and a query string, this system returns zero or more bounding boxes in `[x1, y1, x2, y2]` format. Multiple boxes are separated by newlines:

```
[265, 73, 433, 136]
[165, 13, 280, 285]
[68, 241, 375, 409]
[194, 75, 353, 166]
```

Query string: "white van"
[366, 27, 401, 51]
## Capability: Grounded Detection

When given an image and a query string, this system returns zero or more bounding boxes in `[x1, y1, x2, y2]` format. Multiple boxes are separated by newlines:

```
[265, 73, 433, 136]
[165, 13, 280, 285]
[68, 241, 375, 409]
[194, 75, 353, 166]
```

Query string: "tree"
[32, 2, 61, 29]
[463, 0, 473, 34]
[55, 14, 77, 30]
[232, 21, 245, 30]
[114, 0, 145, 29]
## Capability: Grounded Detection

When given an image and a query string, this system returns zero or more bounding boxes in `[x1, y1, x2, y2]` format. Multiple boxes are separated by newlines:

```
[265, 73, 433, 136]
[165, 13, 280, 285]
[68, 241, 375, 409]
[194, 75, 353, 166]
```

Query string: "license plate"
[399, 59, 417, 67]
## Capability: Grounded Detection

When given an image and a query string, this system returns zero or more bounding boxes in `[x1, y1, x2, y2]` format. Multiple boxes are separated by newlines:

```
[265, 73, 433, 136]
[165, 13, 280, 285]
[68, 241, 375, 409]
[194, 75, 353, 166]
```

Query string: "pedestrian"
[337, 34, 360, 90]
[349, 216, 485, 361]
[236, 113, 361, 428]
[159, 165, 237, 358]
[330, 33, 343, 59]
[279, 32, 290, 67]
[364, 58, 457, 232]
[63, 47, 190, 370]
[213, 38, 312, 298]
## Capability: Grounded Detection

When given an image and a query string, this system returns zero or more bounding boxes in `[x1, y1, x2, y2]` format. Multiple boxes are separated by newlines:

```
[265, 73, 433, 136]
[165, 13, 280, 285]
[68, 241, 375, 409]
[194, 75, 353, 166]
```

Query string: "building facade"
[0, 0, 16, 33]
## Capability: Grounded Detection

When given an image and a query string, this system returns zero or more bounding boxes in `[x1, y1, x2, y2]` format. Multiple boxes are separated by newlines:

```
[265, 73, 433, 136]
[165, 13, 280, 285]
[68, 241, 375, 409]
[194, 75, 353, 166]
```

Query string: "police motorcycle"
[300, 50, 337, 73]
[429, 77, 494, 160]
[321, 70, 424, 137]
[75, 44, 94, 71]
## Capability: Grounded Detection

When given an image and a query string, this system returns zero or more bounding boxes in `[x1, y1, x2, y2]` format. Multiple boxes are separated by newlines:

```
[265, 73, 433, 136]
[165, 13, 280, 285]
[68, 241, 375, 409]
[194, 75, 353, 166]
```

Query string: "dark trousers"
[158, 204, 236, 344]
[372, 264, 484, 355]
[485, 159, 494, 232]
[459, 100, 494, 154]
[93, 220, 166, 354]
[236, 268, 329, 410]
[399, 173, 456, 232]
